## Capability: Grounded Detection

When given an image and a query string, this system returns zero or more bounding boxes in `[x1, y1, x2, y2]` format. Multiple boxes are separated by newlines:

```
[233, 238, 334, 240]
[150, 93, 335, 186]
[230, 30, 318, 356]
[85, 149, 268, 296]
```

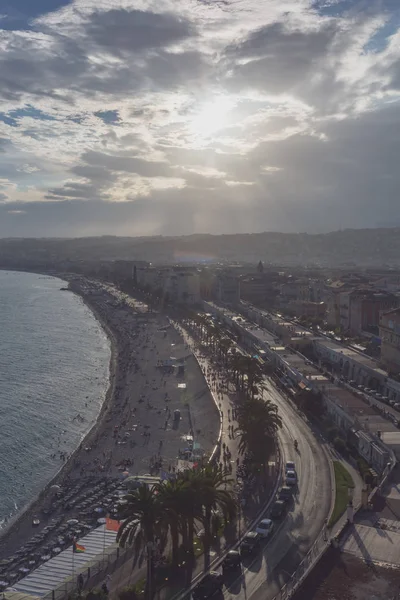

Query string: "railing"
[272, 527, 330, 600]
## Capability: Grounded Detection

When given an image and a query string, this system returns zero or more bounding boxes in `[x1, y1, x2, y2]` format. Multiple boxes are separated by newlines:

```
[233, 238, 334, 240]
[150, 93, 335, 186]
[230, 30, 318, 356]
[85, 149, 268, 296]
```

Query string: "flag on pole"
[73, 542, 86, 553]
[106, 517, 120, 532]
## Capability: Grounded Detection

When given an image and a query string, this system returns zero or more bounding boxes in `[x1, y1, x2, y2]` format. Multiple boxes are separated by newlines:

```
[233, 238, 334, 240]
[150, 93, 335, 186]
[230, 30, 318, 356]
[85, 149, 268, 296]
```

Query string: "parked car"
[270, 500, 286, 519]
[286, 470, 297, 486]
[255, 518, 274, 538]
[192, 572, 224, 599]
[222, 550, 241, 571]
[285, 461, 295, 473]
[240, 531, 261, 555]
[278, 486, 293, 503]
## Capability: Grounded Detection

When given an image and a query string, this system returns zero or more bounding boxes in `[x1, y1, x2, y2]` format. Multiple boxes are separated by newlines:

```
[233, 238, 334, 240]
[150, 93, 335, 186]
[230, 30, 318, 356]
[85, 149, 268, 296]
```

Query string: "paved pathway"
[341, 523, 400, 565]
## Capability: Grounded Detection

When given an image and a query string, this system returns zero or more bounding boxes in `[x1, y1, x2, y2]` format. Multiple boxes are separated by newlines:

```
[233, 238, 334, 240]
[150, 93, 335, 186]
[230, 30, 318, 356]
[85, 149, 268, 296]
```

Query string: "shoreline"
[0, 275, 219, 562]
[0, 276, 118, 546]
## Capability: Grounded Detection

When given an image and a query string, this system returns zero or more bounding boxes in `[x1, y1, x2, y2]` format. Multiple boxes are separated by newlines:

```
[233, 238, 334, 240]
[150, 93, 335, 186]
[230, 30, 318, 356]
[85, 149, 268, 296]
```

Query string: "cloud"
[84, 9, 195, 55]
[0, 0, 399, 237]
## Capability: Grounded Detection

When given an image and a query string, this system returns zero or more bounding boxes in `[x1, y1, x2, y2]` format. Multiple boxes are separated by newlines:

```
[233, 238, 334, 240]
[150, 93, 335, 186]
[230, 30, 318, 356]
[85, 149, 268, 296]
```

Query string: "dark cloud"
[81, 150, 174, 178]
[223, 21, 339, 97]
[85, 9, 195, 55]
[0, 10, 204, 103]
[45, 180, 110, 201]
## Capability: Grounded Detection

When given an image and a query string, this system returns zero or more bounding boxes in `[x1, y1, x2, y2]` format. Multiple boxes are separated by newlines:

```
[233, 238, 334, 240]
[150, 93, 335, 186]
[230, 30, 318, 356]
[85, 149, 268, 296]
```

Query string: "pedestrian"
[77, 573, 84, 594]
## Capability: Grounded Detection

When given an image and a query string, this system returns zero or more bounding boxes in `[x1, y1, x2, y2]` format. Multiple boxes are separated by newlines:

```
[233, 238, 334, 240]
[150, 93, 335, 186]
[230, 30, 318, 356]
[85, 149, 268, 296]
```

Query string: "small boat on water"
[32, 518, 40, 527]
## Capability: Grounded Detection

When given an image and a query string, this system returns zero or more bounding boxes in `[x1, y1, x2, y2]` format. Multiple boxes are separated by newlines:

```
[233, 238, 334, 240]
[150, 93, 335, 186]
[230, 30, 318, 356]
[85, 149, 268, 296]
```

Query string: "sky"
[0, 0, 399, 237]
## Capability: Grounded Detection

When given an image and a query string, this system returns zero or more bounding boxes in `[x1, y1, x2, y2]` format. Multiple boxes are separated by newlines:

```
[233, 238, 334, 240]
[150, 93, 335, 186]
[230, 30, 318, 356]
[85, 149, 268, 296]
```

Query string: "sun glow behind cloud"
[188, 96, 236, 140]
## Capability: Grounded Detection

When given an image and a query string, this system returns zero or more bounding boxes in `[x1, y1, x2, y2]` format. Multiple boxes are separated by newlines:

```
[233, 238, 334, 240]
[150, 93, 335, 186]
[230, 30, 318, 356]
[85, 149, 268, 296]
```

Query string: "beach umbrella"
[94, 507, 104, 513]
[97, 518, 107, 525]
[67, 519, 79, 525]
[52, 548, 62, 554]
[50, 485, 61, 493]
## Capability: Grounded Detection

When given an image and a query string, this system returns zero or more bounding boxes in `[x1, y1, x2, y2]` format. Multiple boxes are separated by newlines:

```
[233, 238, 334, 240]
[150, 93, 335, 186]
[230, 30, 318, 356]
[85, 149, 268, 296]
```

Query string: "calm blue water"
[0, 271, 111, 530]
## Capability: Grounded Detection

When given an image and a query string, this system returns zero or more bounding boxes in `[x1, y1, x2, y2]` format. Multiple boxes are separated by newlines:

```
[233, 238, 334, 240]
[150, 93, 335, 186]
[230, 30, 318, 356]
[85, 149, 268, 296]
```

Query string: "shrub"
[118, 587, 138, 600]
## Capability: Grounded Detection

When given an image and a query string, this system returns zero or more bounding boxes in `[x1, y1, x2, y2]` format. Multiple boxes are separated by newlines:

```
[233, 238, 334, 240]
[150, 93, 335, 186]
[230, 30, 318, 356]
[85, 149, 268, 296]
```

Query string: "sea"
[0, 271, 111, 531]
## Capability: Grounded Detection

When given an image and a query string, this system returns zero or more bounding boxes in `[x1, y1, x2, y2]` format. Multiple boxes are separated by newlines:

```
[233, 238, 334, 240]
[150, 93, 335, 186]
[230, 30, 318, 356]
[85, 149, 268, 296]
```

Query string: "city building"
[349, 290, 398, 336]
[240, 274, 279, 306]
[165, 270, 200, 305]
[215, 273, 240, 305]
[285, 300, 326, 319]
[324, 280, 349, 328]
[380, 308, 400, 375]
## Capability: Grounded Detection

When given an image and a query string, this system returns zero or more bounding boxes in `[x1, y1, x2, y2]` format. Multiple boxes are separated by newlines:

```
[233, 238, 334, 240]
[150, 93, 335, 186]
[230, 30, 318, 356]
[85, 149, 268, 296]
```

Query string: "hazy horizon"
[1, 0, 400, 237]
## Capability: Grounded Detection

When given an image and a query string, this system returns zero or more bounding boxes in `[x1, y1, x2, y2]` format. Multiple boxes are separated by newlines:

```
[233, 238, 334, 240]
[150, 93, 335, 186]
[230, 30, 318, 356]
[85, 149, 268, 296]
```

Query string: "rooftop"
[6, 525, 118, 599]
[316, 338, 387, 375]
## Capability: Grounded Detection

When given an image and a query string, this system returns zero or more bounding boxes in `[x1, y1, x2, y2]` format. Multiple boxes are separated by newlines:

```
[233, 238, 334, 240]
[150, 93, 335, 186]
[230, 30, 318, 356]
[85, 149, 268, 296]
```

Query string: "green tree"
[236, 397, 282, 467]
[195, 466, 236, 571]
[155, 478, 187, 568]
[117, 485, 162, 600]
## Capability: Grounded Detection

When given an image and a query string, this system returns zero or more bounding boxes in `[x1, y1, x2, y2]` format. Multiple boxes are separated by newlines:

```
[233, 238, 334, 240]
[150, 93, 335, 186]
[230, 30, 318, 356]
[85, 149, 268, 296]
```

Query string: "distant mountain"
[0, 228, 400, 268]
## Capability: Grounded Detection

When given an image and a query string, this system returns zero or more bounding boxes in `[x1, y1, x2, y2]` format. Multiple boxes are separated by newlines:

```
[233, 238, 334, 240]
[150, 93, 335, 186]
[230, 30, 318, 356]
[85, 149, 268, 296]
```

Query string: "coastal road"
[223, 377, 332, 600]
[172, 325, 332, 600]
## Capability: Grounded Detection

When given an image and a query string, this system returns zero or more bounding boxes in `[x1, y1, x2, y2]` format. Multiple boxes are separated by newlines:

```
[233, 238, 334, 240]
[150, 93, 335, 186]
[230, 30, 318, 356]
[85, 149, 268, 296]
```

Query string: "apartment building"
[215, 273, 240, 305]
[380, 308, 400, 374]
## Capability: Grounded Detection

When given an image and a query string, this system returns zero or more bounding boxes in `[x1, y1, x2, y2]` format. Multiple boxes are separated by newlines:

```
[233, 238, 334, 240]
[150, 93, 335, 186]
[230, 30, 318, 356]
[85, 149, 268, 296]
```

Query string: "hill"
[0, 228, 399, 268]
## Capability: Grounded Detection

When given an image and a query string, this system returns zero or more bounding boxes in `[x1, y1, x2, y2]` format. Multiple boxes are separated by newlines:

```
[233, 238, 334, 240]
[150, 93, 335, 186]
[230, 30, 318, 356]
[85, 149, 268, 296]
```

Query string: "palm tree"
[228, 352, 244, 389]
[219, 337, 233, 366]
[236, 397, 282, 468]
[155, 478, 187, 568]
[117, 485, 162, 600]
[178, 469, 203, 562]
[236, 356, 264, 399]
[195, 466, 236, 571]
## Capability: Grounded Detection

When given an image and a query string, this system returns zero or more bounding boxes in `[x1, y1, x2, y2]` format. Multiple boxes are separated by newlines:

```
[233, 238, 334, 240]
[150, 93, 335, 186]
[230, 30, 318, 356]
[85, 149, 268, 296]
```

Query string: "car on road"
[192, 572, 224, 599]
[255, 518, 274, 538]
[240, 531, 261, 555]
[270, 499, 286, 518]
[222, 550, 241, 571]
[278, 486, 293, 503]
[285, 461, 296, 472]
[286, 470, 297, 486]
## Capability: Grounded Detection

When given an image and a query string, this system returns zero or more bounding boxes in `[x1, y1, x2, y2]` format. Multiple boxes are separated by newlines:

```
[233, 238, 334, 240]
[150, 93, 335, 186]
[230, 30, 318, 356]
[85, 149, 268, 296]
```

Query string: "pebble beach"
[0, 277, 219, 580]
